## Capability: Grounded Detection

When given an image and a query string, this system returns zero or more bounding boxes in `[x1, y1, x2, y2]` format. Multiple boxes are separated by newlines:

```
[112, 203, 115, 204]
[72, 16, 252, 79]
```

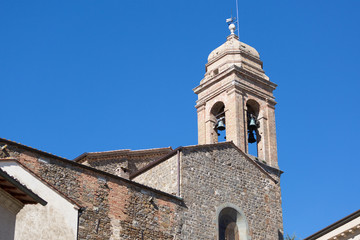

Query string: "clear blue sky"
[1, 0, 359, 238]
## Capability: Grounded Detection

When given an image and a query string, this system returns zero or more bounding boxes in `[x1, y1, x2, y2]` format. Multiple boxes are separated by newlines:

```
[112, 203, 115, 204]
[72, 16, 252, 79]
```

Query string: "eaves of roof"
[0, 137, 70, 162]
[0, 168, 47, 205]
[0, 159, 82, 209]
[73, 147, 173, 163]
[303, 209, 360, 240]
[0, 138, 183, 203]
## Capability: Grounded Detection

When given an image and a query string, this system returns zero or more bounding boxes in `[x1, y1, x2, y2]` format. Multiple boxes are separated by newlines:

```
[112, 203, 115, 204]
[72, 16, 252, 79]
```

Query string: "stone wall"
[178, 144, 283, 240]
[84, 157, 129, 179]
[2, 142, 183, 240]
[80, 150, 172, 179]
[0, 140, 283, 240]
[133, 154, 179, 196]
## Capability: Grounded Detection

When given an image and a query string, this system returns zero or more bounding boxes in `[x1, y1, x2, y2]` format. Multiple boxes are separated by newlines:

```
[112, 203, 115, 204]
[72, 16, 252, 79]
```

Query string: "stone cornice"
[195, 79, 276, 108]
[206, 49, 263, 67]
[194, 64, 276, 96]
[194, 65, 234, 94]
[232, 80, 277, 104]
[233, 65, 277, 90]
[75, 147, 173, 163]
[304, 210, 360, 240]
[195, 103, 206, 111]
[331, 225, 360, 240]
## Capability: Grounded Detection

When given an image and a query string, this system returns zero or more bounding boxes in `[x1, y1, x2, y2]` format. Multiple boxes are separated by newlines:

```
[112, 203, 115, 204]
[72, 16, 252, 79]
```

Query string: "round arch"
[210, 101, 225, 120]
[216, 203, 250, 240]
[210, 101, 226, 143]
[246, 99, 260, 116]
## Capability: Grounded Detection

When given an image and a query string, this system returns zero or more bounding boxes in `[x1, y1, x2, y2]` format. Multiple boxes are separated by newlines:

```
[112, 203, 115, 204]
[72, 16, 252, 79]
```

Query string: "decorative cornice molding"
[331, 225, 360, 240]
[194, 64, 276, 97]
[304, 210, 360, 240]
[195, 78, 276, 108]
[206, 49, 263, 67]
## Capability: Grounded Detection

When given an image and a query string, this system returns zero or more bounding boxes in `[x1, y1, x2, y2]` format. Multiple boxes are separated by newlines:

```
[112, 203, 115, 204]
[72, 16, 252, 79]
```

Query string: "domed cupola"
[201, 31, 268, 85]
[208, 35, 260, 62]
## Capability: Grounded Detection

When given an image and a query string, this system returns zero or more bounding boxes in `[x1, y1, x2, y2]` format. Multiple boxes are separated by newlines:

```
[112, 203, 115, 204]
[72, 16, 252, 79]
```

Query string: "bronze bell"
[248, 131, 256, 143]
[248, 115, 257, 131]
[216, 118, 226, 131]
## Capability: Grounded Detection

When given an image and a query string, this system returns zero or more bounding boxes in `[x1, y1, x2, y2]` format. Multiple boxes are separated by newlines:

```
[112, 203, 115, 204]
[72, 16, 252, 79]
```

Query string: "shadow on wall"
[278, 229, 284, 240]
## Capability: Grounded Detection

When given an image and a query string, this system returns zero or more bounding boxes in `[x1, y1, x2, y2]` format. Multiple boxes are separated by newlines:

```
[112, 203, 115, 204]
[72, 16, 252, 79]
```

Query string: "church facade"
[0, 28, 283, 240]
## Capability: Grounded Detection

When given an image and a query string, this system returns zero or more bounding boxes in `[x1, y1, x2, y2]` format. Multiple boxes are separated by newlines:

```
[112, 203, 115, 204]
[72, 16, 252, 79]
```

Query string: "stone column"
[197, 104, 206, 145]
[257, 109, 269, 162]
[267, 102, 278, 168]
[226, 84, 247, 152]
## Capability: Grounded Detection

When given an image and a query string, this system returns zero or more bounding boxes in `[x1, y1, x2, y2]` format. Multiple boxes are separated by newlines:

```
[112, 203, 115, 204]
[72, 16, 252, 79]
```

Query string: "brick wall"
[3, 142, 183, 240]
[1, 140, 283, 240]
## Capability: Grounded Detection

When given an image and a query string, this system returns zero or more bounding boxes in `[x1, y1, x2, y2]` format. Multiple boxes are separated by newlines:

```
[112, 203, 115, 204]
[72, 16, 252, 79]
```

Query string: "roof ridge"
[304, 209, 360, 240]
[0, 167, 47, 205]
[74, 146, 173, 162]
[130, 142, 278, 184]
[130, 147, 181, 179]
[181, 142, 278, 183]
[0, 137, 69, 162]
[0, 159, 82, 209]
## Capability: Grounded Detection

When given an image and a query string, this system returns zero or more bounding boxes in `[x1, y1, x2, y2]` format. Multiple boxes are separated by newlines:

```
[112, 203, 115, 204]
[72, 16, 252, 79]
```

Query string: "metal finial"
[226, 16, 236, 35]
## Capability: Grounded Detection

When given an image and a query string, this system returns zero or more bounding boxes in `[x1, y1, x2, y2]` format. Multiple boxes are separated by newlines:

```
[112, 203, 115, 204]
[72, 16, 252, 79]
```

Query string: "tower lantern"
[193, 24, 278, 168]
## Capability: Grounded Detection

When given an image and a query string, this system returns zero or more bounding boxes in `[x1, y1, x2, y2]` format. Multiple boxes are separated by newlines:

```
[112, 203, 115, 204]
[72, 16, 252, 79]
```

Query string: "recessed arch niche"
[210, 101, 226, 143]
[217, 204, 249, 240]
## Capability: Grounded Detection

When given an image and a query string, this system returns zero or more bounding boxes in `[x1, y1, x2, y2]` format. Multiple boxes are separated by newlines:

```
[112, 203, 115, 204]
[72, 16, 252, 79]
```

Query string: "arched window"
[246, 100, 260, 157]
[218, 207, 248, 240]
[211, 101, 226, 143]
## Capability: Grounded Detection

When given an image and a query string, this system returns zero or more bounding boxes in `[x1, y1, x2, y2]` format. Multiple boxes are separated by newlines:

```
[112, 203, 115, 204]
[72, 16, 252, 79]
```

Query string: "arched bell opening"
[211, 101, 226, 143]
[246, 100, 260, 157]
[218, 207, 248, 240]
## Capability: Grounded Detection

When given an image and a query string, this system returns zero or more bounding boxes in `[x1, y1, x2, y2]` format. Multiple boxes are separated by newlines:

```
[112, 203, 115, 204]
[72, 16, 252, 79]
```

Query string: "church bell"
[248, 114, 258, 143]
[215, 117, 226, 131]
[248, 131, 256, 143]
[248, 115, 257, 131]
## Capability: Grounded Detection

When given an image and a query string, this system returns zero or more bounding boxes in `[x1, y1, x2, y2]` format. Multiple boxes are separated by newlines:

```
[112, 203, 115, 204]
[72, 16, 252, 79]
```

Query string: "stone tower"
[194, 30, 278, 168]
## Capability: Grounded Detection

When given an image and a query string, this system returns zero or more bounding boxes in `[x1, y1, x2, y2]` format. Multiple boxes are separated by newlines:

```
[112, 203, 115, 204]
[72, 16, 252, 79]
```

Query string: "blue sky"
[1, 0, 359, 238]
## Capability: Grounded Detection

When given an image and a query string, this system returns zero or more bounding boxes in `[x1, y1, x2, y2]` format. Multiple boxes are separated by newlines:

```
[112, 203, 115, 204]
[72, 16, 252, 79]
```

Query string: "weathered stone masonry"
[132, 142, 283, 240]
[1, 140, 184, 240]
[179, 144, 283, 240]
[75, 147, 173, 179]
[134, 154, 179, 196]
[1, 31, 284, 240]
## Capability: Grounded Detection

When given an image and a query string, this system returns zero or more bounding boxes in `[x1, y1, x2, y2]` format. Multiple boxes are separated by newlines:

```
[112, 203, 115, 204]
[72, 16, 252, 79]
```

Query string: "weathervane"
[226, 0, 240, 37]
[226, 16, 237, 35]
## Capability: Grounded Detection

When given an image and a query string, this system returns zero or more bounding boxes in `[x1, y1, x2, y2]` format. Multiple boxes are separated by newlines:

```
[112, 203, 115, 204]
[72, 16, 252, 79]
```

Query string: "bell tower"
[193, 23, 279, 168]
